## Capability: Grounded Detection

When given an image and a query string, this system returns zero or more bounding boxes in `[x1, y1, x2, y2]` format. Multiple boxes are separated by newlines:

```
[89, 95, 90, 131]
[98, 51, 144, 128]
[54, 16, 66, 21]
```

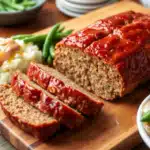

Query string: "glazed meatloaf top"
[0, 85, 59, 139]
[11, 72, 85, 129]
[84, 19, 150, 64]
[57, 11, 145, 49]
[84, 19, 150, 88]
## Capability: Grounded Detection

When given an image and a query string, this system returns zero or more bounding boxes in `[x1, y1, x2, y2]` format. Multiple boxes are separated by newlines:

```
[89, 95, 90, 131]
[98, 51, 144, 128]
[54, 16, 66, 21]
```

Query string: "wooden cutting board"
[0, 1, 150, 150]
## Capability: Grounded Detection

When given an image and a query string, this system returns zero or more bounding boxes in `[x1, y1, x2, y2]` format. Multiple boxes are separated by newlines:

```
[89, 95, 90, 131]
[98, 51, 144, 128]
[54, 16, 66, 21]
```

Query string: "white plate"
[60, 1, 90, 14]
[56, 0, 81, 17]
[62, 0, 110, 10]
[140, 0, 150, 8]
[56, 0, 117, 17]
[67, 0, 109, 4]
[137, 95, 150, 148]
[58, 0, 117, 15]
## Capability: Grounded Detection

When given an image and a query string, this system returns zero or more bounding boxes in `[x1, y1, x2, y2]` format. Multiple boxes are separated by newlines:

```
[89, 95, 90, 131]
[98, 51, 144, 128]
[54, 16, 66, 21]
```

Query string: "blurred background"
[0, 0, 146, 37]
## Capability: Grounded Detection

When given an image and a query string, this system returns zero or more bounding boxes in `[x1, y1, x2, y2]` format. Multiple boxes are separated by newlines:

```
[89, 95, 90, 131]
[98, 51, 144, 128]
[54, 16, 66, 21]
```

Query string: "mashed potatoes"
[0, 39, 42, 84]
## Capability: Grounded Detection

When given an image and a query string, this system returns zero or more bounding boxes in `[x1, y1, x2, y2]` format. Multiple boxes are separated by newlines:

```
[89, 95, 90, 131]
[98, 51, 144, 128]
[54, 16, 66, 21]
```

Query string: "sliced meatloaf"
[27, 62, 104, 116]
[11, 72, 84, 129]
[54, 16, 150, 100]
[0, 85, 59, 140]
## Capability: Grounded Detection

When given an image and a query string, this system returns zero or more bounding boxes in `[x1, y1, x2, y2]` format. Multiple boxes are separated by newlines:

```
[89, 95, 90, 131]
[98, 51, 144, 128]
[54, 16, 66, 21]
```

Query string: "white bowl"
[67, 0, 109, 4]
[137, 95, 150, 148]
[0, 0, 46, 26]
[62, 0, 110, 11]
[56, 0, 118, 17]
[139, 0, 150, 8]
[56, 0, 81, 17]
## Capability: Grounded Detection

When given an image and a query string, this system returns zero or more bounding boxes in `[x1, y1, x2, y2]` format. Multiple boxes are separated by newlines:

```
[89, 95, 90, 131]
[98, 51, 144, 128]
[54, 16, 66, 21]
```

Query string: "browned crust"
[0, 85, 59, 140]
[27, 62, 103, 116]
[11, 73, 85, 129]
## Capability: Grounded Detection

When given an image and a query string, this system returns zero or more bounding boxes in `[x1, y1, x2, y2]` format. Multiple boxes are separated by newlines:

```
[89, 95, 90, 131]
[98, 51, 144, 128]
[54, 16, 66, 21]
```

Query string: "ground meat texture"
[0, 85, 59, 140]
[27, 63, 104, 116]
[54, 18, 150, 100]
[11, 73, 85, 129]
[54, 47, 122, 100]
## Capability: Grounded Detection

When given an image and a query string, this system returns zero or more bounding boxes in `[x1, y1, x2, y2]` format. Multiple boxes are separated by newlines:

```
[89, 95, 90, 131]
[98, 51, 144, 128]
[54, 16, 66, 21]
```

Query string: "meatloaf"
[27, 62, 103, 116]
[54, 11, 144, 51]
[11, 72, 84, 129]
[54, 12, 150, 100]
[0, 85, 59, 140]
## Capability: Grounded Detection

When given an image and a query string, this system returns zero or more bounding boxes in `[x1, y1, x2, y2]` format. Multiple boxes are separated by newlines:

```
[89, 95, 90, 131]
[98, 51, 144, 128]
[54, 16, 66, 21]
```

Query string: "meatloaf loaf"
[0, 85, 59, 140]
[27, 62, 103, 116]
[54, 11, 150, 100]
[11, 72, 84, 129]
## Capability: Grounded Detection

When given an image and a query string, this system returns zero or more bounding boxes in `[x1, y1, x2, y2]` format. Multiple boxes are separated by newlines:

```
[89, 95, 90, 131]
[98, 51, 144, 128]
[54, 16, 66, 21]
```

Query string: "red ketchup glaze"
[27, 64, 50, 89]
[27, 63, 40, 83]
[84, 19, 150, 87]
[11, 73, 25, 96]
[48, 78, 103, 114]
[38, 93, 53, 113]
[23, 83, 41, 103]
[48, 77, 65, 94]
[59, 28, 106, 49]
[11, 74, 41, 102]
[58, 87, 103, 114]
[85, 20, 150, 65]
[114, 21, 150, 44]
[11, 74, 84, 128]
[27, 63, 103, 115]
[116, 49, 150, 88]
[11, 74, 62, 116]
[39, 93, 64, 119]
[58, 11, 144, 49]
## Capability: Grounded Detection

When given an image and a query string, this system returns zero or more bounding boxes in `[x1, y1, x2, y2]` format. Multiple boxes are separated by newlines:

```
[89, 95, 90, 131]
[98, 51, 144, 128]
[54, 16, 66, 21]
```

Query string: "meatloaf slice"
[54, 19, 150, 100]
[0, 85, 59, 140]
[11, 72, 85, 129]
[27, 62, 103, 116]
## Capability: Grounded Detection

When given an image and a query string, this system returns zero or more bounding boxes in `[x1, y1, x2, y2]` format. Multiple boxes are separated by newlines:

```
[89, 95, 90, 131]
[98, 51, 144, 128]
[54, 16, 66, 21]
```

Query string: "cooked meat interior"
[27, 62, 104, 116]
[11, 72, 85, 129]
[0, 85, 59, 139]
[54, 17, 150, 100]
[54, 47, 122, 100]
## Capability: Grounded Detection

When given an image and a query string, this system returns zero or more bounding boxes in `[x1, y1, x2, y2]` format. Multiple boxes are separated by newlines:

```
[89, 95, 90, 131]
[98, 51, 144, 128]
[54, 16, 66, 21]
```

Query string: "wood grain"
[0, 1, 150, 150]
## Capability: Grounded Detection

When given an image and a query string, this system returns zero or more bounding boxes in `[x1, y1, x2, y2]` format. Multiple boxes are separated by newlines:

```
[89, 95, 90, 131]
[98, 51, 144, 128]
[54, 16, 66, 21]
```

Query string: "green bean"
[13, 27, 73, 42]
[23, 29, 72, 43]
[34, 41, 44, 50]
[141, 111, 150, 122]
[50, 44, 55, 59]
[42, 23, 60, 59]
[57, 25, 65, 33]
[47, 55, 52, 65]
[0, 3, 5, 11]
[0, 2, 16, 12]
[12, 34, 33, 40]
[0, 0, 24, 11]
[22, 1, 36, 7]
[12, 0, 23, 3]
[55, 29, 73, 39]
[23, 34, 46, 43]
[4, 7, 14, 11]
[61, 29, 73, 36]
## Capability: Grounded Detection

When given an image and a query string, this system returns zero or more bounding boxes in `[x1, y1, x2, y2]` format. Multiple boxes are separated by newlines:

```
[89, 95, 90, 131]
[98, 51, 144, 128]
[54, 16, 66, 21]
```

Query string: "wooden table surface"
[0, 0, 149, 149]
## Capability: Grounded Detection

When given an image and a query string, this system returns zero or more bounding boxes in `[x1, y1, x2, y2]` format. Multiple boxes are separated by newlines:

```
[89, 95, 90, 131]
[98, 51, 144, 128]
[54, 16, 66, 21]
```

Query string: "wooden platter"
[0, 1, 150, 150]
